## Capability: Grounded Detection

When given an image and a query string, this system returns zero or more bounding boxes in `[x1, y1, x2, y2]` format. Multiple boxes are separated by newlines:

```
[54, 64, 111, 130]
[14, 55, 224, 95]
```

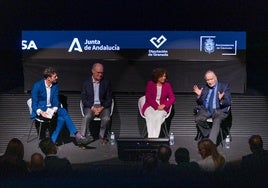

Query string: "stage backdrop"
[22, 31, 246, 93]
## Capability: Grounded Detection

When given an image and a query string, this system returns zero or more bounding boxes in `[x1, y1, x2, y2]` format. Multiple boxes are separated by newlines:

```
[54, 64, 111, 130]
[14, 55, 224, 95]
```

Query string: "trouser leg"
[51, 115, 65, 143]
[58, 108, 77, 134]
[81, 108, 94, 137]
[209, 110, 227, 144]
[99, 108, 111, 139]
[195, 109, 211, 138]
[145, 107, 167, 138]
[51, 108, 79, 143]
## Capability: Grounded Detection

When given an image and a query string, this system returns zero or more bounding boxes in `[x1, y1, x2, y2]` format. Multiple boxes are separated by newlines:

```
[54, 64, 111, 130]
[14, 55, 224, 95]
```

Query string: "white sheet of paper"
[46, 108, 54, 119]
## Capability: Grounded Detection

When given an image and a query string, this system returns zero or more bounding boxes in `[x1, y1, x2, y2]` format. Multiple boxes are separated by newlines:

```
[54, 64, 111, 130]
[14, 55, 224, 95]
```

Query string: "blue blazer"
[195, 82, 232, 113]
[81, 77, 113, 109]
[30, 79, 60, 119]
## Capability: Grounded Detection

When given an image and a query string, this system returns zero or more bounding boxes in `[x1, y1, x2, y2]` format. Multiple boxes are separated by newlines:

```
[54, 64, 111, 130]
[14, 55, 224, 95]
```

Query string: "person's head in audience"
[29, 152, 45, 172]
[38, 138, 73, 176]
[143, 153, 158, 171]
[0, 138, 28, 176]
[248, 135, 264, 154]
[175, 147, 190, 164]
[157, 144, 172, 163]
[39, 138, 57, 156]
[2, 138, 25, 161]
[198, 138, 225, 169]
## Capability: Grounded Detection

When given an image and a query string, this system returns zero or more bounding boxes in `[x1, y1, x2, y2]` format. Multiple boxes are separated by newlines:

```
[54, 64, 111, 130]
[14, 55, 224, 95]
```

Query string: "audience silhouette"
[39, 138, 73, 177]
[1, 134, 268, 187]
[29, 152, 46, 176]
[0, 138, 28, 177]
[175, 147, 200, 173]
[240, 135, 268, 187]
[141, 153, 158, 175]
[197, 138, 225, 172]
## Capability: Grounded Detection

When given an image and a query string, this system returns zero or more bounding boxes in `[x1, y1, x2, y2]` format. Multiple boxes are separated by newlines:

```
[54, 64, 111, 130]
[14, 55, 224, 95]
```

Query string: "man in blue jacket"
[31, 67, 90, 146]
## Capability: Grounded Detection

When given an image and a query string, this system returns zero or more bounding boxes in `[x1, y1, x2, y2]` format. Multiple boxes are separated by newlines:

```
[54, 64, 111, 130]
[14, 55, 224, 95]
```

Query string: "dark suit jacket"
[30, 79, 60, 119]
[241, 150, 268, 173]
[44, 155, 73, 176]
[195, 82, 231, 114]
[240, 149, 268, 187]
[81, 77, 112, 109]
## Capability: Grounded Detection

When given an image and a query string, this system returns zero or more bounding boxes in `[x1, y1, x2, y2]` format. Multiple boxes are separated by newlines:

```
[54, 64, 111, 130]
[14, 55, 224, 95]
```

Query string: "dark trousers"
[195, 108, 228, 144]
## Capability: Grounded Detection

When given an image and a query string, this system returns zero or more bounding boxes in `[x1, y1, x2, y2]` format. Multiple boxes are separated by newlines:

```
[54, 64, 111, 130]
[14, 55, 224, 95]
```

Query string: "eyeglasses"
[94, 71, 103, 74]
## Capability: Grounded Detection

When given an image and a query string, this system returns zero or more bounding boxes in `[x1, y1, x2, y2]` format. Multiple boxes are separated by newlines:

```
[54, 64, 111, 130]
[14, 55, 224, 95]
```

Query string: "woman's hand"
[158, 104, 165, 110]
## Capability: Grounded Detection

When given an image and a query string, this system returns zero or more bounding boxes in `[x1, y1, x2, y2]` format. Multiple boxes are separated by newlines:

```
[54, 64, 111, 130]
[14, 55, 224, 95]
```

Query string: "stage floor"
[21, 134, 251, 166]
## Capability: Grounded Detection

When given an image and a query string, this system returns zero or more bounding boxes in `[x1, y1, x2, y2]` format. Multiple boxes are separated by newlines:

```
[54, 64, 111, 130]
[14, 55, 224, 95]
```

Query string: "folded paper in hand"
[46, 108, 54, 119]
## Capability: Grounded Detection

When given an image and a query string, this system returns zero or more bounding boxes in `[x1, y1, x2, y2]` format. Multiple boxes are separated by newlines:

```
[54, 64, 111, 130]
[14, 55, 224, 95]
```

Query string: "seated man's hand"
[40, 111, 51, 119]
[193, 84, 203, 97]
[218, 91, 225, 100]
[92, 106, 104, 116]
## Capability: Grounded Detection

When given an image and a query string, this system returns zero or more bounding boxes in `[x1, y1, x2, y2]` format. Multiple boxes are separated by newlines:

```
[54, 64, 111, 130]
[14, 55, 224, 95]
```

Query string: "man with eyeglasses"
[80, 63, 113, 145]
[193, 70, 231, 145]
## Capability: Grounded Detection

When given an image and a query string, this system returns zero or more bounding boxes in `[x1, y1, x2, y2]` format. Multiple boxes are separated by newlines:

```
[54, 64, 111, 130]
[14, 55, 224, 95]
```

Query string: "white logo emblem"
[21, 40, 38, 50]
[150, 35, 167, 49]
[204, 38, 215, 54]
[200, 36, 216, 54]
[68, 38, 83, 52]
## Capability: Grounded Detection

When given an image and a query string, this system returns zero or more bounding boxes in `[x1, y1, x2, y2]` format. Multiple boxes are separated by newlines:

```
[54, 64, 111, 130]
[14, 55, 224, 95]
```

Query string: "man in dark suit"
[81, 63, 113, 145]
[31, 67, 90, 145]
[193, 70, 232, 144]
[241, 135, 268, 173]
[240, 135, 268, 186]
[39, 138, 73, 176]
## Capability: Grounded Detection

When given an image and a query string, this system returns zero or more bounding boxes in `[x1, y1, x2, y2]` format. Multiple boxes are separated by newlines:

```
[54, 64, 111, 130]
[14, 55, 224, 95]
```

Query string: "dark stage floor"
[21, 134, 250, 166]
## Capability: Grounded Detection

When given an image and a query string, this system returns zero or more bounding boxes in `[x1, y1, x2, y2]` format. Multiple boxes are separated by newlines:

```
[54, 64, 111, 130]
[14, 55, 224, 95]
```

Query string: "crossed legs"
[195, 109, 227, 144]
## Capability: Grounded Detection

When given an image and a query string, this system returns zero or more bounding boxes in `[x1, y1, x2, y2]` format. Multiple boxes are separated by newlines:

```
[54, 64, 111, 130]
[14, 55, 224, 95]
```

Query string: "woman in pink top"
[142, 68, 175, 138]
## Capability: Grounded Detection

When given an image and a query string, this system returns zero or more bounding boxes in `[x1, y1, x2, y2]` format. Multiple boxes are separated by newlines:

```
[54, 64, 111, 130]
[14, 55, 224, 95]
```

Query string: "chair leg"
[27, 120, 38, 143]
[195, 130, 201, 141]
[162, 122, 169, 138]
[219, 126, 231, 147]
[142, 125, 147, 138]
